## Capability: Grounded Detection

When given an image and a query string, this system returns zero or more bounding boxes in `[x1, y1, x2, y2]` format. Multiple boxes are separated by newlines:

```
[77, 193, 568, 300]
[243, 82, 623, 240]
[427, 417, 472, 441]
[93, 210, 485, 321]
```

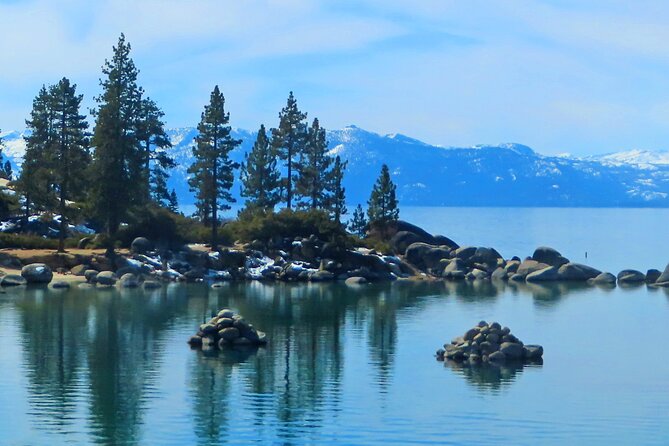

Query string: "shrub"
[225, 208, 349, 243]
[0, 233, 80, 250]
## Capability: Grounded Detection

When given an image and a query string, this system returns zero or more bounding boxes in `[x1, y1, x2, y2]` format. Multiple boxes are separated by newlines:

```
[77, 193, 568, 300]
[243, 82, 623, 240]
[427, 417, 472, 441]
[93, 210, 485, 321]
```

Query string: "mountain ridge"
[3, 126, 669, 207]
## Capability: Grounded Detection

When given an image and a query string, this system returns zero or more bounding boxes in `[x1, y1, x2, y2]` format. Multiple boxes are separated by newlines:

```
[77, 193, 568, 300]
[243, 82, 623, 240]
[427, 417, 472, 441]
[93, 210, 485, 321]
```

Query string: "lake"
[1, 207, 669, 445]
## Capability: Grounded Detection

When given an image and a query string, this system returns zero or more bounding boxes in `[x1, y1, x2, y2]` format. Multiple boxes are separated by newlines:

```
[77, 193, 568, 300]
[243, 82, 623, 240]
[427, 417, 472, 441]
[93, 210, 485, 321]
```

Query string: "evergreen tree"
[167, 189, 179, 213]
[240, 124, 281, 212]
[15, 86, 57, 222]
[367, 164, 399, 224]
[0, 131, 16, 219]
[271, 91, 307, 209]
[295, 117, 333, 209]
[89, 34, 144, 236]
[137, 97, 174, 205]
[349, 204, 368, 237]
[329, 155, 347, 223]
[187, 85, 241, 247]
[49, 77, 90, 252]
[2, 161, 12, 180]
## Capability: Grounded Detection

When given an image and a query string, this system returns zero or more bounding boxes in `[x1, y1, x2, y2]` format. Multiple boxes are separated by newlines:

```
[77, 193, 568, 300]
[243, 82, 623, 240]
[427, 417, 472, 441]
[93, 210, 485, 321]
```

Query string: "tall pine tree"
[89, 34, 144, 236]
[295, 117, 333, 209]
[49, 78, 90, 252]
[349, 204, 368, 237]
[367, 164, 399, 224]
[271, 91, 307, 210]
[137, 97, 174, 205]
[240, 124, 281, 212]
[329, 155, 347, 223]
[15, 86, 57, 223]
[187, 86, 241, 247]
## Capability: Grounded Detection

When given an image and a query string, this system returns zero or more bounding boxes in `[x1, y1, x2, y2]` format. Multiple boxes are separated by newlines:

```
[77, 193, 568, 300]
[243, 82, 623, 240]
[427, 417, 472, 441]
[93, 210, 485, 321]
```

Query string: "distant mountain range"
[3, 126, 669, 207]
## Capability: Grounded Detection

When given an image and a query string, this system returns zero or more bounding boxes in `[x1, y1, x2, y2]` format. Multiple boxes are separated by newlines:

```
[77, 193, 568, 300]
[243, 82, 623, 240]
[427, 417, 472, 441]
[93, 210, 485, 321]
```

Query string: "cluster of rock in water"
[436, 322, 544, 364]
[187, 309, 267, 349]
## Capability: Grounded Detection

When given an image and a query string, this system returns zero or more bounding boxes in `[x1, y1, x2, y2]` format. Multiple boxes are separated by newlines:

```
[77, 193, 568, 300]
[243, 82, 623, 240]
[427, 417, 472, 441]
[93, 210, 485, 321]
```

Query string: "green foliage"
[89, 34, 145, 236]
[226, 208, 348, 243]
[348, 204, 368, 237]
[0, 233, 80, 250]
[359, 236, 392, 255]
[295, 118, 333, 209]
[187, 85, 241, 247]
[330, 155, 347, 222]
[137, 97, 174, 205]
[240, 124, 281, 211]
[367, 164, 399, 224]
[271, 91, 307, 209]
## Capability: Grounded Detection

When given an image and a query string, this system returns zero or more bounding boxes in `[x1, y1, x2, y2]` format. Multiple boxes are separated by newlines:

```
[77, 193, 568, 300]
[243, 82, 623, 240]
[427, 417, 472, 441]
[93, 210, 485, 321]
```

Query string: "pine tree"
[349, 204, 368, 237]
[15, 86, 57, 222]
[0, 131, 16, 219]
[367, 164, 399, 224]
[167, 189, 179, 213]
[295, 117, 333, 209]
[271, 91, 307, 209]
[137, 97, 174, 205]
[240, 124, 281, 212]
[329, 155, 347, 223]
[187, 85, 241, 247]
[49, 77, 90, 252]
[89, 34, 144, 236]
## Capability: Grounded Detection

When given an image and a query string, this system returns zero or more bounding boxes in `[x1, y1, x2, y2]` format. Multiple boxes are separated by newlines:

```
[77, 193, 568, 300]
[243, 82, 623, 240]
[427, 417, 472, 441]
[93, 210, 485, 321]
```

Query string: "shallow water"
[1, 280, 668, 445]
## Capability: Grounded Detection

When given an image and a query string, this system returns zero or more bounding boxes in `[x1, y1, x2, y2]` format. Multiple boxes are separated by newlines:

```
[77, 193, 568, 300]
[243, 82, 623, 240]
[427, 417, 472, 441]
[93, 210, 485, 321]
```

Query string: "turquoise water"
[1, 208, 669, 445]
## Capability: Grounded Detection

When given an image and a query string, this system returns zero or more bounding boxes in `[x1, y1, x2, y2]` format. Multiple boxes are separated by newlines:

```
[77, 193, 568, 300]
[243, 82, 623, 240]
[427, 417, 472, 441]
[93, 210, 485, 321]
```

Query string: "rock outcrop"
[188, 308, 268, 349]
[436, 321, 543, 364]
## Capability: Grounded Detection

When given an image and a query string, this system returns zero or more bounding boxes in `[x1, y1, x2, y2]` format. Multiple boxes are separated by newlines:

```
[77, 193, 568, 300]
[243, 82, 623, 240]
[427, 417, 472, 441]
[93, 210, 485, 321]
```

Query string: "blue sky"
[2, 0, 669, 155]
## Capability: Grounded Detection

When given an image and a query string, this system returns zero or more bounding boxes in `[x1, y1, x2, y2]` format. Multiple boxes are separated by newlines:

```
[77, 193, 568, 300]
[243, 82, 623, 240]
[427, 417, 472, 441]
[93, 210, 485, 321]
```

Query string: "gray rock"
[504, 260, 521, 274]
[405, 242, 452, 270]
[531, 246, 569, 267]
[516, 259, 550, 278]
[219, 327, 240, 341]
[70, 264, 88, 276]
[500, 342, 524, 359]
[200, 324, 218, 335]
[526, 266, 560, 282]
[84, 269, 99, 283]
[119, 273, 139, 288]
[491, 267, 507, 281]
[617, 269, 646, 283]
[469, 247, 503, 266]
[390, 231, 427, 255]
[488, 350, 506, 362]
[96, 271, 117, 286]
[656, 263, 669, 285]
[557, 263, 601, 281]
[187, 335, 202, 346]
[217, 309, 234, 319]
[131, 237, 152, 254]
[21, 263, 53, 284]
[523, 345, 544, 359]
[454, 246, 477, 261]
[463, 328, 479, 341]
[646, 269, 662, 284]
[49, 281, 70, 289]
[345, 276, 368, 286]
[1, 274, 27, 287]
[310, 270, 335, 282]
[469, 268, 490, 280]
[591, 272, 617, 284]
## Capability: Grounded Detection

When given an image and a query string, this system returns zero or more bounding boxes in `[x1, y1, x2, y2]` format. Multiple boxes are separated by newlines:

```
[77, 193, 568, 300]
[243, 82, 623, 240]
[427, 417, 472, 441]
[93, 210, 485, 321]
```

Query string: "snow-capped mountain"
[4, 126, 669, 207]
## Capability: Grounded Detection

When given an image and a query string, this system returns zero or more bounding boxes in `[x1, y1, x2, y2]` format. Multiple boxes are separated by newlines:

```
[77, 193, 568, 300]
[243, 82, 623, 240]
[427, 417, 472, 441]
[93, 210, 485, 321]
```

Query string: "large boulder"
[617, 269, 646, 283]
[590, 272, 617, 284]
[557, 263, 601, 281]
[131, 237, 152, 254]
[1, 274, 27, 287]
[646, 269, 662, 284]
[405, 242, 451, 270]
[21, 263, 53, 284]
[96, 271, 117, 286]
[654, 263, 669, 285]
[119, 273, 139, 288]
[345, 276, 368, 286]
[390, 231, 426, 255]
[526, 266, 560, 282]
[531, 247, 569, 267]
[515, 259, 550, 278]
[468, 247, 503, 267]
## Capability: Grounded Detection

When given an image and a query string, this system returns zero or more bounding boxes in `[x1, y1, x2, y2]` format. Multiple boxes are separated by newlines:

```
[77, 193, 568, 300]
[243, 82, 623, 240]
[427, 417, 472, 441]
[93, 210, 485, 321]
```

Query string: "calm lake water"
[1, 208, 669, 445]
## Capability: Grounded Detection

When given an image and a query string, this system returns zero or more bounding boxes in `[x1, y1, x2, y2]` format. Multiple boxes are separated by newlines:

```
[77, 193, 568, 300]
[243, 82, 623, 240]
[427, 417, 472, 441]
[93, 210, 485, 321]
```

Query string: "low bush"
[0, 233, 80, 250]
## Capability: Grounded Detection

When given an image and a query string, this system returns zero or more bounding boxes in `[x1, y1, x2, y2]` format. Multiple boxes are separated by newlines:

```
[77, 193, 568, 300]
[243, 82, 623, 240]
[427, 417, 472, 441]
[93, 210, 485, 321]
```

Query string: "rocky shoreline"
[1, 220, 669, 289]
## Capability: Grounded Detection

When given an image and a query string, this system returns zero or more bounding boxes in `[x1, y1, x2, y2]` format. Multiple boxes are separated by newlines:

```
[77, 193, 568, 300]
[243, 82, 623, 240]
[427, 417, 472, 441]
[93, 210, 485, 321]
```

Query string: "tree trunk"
[287, 144, 292, 210]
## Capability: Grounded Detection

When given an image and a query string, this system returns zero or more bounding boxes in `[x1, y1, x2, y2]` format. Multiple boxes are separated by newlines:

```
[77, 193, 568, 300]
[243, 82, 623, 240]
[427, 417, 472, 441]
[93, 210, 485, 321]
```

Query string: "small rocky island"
[188, 309, 268, 349]
[436, 322, 544, 364]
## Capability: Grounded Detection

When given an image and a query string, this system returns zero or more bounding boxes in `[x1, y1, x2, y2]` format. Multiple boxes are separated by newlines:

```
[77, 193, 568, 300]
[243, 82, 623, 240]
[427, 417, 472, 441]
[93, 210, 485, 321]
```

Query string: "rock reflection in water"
[445, 359, 543, 392]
